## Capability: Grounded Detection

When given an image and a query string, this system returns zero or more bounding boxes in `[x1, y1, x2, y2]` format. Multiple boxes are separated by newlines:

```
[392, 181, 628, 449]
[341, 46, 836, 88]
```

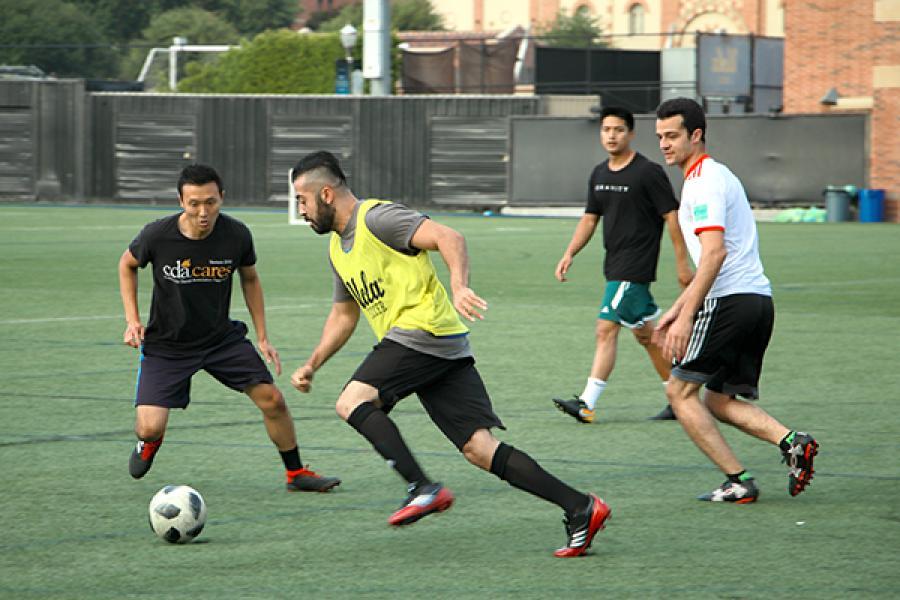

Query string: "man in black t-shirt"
[118, 163, 340, 492]
[552, 107, 693, 424]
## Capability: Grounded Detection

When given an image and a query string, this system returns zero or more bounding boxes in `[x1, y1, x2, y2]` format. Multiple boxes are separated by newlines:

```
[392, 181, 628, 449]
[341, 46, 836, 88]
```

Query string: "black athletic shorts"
[671, 293, 774, 400]
[349, 338, 505, 450]
[135, 332, 274, 409]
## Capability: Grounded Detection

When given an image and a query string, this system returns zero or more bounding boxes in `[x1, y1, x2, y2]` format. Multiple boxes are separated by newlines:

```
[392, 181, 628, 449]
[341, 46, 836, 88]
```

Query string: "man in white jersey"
[653, 98, 818, 503]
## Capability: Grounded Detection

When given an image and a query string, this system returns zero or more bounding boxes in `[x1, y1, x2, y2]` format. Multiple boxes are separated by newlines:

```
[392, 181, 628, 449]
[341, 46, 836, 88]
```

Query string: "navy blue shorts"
[135, 336, 274, 409]
[350, 338, 505, 450]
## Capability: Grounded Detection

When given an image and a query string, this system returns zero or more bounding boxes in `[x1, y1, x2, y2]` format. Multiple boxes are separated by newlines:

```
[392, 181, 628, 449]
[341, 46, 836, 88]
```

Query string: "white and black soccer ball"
[148, 485, 208, 544]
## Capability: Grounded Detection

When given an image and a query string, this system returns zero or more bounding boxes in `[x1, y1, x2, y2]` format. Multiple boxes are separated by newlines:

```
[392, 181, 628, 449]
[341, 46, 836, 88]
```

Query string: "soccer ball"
[148, 485, 208, 544]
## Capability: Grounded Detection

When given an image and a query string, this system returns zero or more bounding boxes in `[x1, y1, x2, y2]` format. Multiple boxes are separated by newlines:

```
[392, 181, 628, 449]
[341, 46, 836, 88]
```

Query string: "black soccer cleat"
[388, 482, 454, 526]
[286, 466, 342, 492]
[129, 438, 163, 479]
[554, 494, 611, 557]
[697, 478, 760, 503]
[552, 396, 595, 423]
[648, 404, 677, 420]
[782, 432, 818, 497]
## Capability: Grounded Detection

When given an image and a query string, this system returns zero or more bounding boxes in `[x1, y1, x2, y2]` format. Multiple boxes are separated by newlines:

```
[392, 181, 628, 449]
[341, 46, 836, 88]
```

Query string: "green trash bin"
[823, 185, 855, 222]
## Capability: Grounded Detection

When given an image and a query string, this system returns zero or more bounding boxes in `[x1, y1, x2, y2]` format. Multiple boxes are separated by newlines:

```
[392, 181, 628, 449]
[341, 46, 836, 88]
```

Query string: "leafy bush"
[179, 29, 347, 93]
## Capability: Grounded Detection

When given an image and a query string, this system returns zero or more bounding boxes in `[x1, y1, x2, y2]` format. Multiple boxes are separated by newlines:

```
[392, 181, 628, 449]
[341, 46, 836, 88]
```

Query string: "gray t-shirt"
[331, 201, 472, 360]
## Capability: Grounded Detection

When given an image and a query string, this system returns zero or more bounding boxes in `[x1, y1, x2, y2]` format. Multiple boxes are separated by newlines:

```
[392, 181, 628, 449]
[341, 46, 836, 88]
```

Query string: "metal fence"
[0, 80, 540, 206]
[0, 80, 868, 208]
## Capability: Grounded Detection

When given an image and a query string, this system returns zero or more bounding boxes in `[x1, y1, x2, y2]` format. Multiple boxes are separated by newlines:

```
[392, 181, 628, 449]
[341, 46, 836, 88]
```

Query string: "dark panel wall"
[0, 80, 85, 200]
[509, 113, 867, 205]
[1, 81, 867, 208]
[200, 97, 269, 203]
[535, 47, 661, 113]
[86, 94, 538, 206]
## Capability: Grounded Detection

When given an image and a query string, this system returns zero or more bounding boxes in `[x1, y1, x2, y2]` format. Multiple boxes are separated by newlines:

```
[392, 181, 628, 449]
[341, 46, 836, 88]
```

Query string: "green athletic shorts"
[597, 281, 661, 328]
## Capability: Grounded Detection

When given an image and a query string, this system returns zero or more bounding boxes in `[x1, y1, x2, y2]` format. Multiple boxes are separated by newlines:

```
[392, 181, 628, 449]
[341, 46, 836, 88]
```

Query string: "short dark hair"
[290, 150, 348, 186]
[177, 163, 223, 196]
[599, 106, 634, 131]
[656, 97, 706, 142]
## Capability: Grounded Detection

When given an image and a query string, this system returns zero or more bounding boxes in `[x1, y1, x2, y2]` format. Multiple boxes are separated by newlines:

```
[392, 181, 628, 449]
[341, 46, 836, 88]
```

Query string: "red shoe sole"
[554, 495, 611, 557]
[388, 488, 454, 527]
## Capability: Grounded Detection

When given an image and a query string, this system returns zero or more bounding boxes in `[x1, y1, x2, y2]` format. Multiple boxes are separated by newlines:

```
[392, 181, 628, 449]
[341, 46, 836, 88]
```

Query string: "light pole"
[340, 24, 358, 63]
[363, 0, 391, 95]
[337, 24, 358, 95]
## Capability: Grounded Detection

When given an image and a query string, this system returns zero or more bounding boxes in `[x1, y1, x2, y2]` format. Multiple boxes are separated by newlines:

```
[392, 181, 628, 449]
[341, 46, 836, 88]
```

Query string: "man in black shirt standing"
[552, 107, 693, 424]
[118, 164, 340, 492]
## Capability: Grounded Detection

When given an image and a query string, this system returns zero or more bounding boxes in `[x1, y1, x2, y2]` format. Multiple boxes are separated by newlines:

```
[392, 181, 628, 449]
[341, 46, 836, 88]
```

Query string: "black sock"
[489, 442, 588, 515]
[779, 431, 796, 452]
[279, 446, 303, 472]
[727, 470, 751, 483]
[347, 402, 429, 487]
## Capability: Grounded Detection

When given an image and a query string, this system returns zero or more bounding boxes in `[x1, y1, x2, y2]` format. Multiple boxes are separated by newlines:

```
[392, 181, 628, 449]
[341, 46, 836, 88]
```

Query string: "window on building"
[629, 3, 645, 35]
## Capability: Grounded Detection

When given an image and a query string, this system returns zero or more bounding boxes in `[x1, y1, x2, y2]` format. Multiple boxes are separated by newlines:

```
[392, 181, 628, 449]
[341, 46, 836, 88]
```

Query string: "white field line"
[0, 304, 316, 325]
[0, 223, 297, 232]
[1, 225, 141, 232]
[2, 278, 897, 326]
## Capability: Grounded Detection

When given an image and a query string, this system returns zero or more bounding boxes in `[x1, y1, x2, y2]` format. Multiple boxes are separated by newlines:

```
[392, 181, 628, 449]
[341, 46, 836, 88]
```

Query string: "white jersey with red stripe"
[678, 154, 771, 298]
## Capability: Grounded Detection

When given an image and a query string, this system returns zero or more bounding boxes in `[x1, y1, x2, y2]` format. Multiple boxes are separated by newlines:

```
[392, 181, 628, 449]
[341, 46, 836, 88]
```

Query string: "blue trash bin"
[859, 189, 885, 223]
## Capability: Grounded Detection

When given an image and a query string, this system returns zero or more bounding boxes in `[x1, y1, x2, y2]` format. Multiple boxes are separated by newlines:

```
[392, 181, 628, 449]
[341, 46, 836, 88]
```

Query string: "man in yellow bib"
[289, 151, 609, 557]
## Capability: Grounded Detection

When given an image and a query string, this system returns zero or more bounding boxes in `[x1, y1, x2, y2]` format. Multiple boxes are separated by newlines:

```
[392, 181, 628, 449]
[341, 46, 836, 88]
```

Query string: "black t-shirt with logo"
[128, 212, 256, 357]
[585, 152, 678, 283]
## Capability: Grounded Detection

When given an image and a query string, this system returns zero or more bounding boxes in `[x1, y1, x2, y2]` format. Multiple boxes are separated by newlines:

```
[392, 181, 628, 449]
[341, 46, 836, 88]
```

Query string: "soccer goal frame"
[137, 42, 235, 90]
[287, 168, 308, 226]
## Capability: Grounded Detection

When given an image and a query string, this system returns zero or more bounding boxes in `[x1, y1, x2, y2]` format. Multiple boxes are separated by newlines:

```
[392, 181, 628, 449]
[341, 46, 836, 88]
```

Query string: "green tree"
[316, 2, 362, 32]
[69, 0, 155, 43]
[211, 0, 298, 35]
[318, 0, 444, 32]
[393, 0, 444, 31]
[537, 9, 605, 47]
[179, 29, 346, 93]
[68, 0, 215, 43]
[138, 6, 241, 46]
[65, 0, 294, 43]
[305, 8, 342, 31]
[0, 0, 118, 77]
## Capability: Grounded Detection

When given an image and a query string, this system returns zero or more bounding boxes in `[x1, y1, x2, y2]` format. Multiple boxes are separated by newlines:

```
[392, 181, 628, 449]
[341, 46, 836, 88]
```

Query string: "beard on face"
[309, 189, 336, 234]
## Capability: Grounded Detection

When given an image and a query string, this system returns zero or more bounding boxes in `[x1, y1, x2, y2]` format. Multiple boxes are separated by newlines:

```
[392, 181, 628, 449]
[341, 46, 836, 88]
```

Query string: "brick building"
[430, 0, 785, 48]
[784, 0, 900, 221]
[293, 0, 358, 28]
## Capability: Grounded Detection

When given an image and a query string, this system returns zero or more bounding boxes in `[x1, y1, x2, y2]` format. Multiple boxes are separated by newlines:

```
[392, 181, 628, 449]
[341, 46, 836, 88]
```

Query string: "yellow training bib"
[329, 200, 468, 341]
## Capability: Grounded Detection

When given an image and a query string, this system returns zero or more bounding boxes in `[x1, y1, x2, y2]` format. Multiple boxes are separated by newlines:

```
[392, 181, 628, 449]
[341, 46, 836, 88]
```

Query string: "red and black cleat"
[388, 482, 454, 526]
[554, 494, 611, 557]
[286, 466, 341, 492]
[783, 432, 819, 497]
[129, 437, 163, 479]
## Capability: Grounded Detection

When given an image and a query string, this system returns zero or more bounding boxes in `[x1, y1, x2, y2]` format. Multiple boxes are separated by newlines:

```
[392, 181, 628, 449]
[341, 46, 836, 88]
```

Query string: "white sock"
[579, 378, 606, 410]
